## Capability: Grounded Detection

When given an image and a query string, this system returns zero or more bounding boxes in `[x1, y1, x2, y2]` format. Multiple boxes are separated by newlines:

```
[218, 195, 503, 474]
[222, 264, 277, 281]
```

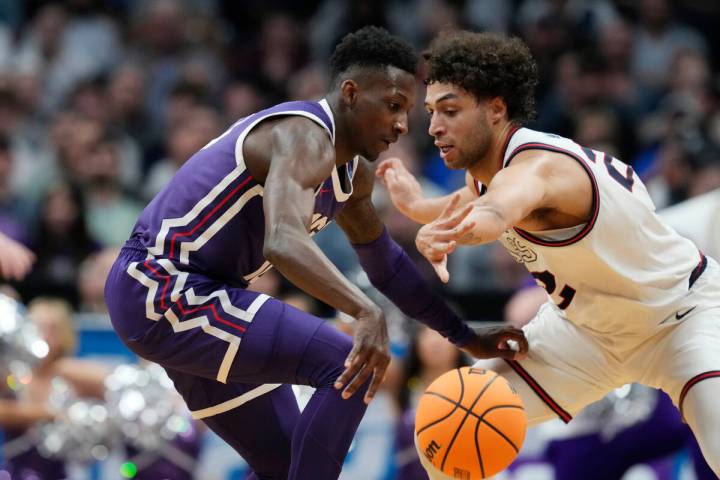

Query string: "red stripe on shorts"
[679, 371, 720, 421]
[505, 359, 573, 423]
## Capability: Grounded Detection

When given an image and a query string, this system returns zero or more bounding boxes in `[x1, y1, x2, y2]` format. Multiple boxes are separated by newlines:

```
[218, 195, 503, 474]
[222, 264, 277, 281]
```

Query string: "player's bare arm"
[376, 157, 476, 224]
[418, 150, 592, 282]
[245, 117, 388, 404]
[339, 159, 527, 361]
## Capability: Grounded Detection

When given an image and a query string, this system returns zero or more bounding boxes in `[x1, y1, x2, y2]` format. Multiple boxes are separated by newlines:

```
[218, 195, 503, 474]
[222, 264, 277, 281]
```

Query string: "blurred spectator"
[143, 105, 223, 199]
[20, 182, 99, 306]
[0, 134, 33, 241]
[631, 0, 707, 93]
[128, 0, 225, 130]
[77, 247, 120, 314]
[83, 133, 144, 246]
[0, 297, 109, 480]
[222, 79, 266, 124]
[106, 62, 158, 162]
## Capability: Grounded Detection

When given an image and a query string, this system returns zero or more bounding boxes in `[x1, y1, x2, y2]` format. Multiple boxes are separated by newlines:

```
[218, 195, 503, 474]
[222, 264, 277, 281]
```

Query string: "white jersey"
[479, 127, 706, 339]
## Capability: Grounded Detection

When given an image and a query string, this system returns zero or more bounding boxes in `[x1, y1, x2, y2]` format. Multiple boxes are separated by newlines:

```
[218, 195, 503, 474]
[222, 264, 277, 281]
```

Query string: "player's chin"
[442, 151, 465, 170]
[363, 146, 384, 162]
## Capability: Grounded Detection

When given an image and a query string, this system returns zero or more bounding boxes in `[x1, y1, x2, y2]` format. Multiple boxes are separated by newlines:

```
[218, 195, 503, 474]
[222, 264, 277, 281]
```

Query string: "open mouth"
[436, 143, 454, 158]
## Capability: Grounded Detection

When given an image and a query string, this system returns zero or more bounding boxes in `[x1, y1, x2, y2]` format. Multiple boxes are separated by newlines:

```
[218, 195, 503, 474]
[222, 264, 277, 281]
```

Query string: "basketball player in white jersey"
[378, 31, 720, 474]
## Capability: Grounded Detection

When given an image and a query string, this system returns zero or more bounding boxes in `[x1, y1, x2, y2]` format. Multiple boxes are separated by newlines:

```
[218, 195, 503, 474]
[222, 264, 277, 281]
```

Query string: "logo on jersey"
[500, 232, 538, 264]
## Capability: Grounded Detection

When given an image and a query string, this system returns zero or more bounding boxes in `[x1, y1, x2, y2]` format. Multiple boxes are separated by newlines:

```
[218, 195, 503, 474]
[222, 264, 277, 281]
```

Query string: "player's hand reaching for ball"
[416, 194, 475, 283]
[461, 325, 529, 361]
[334, 306, 390, 404]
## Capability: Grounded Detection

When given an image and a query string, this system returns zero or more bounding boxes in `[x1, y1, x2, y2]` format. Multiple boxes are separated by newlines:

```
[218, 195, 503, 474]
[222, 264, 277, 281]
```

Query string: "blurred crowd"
[0, 0, 718, 479]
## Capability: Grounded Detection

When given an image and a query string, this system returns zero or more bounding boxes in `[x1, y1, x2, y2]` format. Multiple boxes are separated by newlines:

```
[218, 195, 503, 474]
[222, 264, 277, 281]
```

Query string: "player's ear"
[488, 96, 507, 124]
[340, 79, 359, 109]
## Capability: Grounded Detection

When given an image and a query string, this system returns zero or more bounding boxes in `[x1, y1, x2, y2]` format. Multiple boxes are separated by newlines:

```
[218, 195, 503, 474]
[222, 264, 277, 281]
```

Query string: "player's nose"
[428, 115, 444, 137]
[393, 114, 408, 135]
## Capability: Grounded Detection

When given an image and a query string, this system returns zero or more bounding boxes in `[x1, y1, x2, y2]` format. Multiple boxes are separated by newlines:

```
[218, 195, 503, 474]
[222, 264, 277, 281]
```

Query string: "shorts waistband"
[123, 237, 148, 253]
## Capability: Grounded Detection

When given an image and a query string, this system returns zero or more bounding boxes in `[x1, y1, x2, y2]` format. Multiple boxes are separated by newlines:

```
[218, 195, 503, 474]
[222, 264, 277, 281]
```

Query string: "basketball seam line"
[425, 391, 523, 453]
[416, 370, 467, 436]
[425, 391, 525, 420]
[473, 410, 485, 478]
[440, 374, 499, 472]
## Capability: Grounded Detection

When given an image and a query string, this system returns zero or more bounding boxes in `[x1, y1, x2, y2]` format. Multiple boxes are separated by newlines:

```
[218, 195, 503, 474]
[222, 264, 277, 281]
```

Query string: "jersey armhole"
[505, 143, 600, 247]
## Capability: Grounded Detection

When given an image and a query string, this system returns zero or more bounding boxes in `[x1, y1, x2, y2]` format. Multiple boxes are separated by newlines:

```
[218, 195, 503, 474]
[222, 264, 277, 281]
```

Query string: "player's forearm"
[264, 228, 378, 318]
[457, 206, 509, 246]
[353, 228, 476, 346]
[402, 195, 455, 224]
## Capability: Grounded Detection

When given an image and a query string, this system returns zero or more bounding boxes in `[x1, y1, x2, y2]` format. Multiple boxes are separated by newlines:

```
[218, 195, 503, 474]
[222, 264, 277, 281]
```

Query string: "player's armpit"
[455, 154, 552, 245]
[336, 158, 385, 244]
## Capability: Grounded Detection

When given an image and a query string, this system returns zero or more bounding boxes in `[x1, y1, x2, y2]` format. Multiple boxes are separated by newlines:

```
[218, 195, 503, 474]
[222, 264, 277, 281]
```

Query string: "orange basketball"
[415, 367, 526, 479]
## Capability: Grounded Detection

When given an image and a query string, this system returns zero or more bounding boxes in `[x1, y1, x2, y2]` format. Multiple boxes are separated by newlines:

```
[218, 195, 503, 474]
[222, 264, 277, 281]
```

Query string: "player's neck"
[468, 121, 517, 184]
[324, 93, 355, 167]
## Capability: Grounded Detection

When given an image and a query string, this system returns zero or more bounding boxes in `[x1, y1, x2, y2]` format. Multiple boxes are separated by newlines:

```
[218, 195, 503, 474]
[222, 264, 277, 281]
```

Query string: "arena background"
[0, 0, 719, 479]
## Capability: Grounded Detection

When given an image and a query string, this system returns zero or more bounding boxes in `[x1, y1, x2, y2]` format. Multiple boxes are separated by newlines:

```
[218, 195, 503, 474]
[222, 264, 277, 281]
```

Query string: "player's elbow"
[262, 237, 291, 265]
[262, 227, 300, 266]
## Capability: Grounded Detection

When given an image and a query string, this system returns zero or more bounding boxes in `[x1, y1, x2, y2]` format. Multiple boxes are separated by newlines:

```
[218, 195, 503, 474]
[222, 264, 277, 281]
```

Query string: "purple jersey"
[131, 99, 356, 286]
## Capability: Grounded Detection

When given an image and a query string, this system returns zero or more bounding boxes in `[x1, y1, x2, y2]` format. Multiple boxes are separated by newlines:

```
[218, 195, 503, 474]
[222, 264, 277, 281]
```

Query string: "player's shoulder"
[506, 127, 577, 159]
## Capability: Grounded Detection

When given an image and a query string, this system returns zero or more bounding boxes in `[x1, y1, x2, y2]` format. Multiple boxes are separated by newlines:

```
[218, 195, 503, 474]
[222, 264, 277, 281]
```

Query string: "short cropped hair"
[424, 31, 538, 123]
[329, 26, 417, 83]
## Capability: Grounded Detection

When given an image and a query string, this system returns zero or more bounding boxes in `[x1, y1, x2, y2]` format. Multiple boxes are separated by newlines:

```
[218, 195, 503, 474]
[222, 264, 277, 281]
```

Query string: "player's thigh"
[679, 380, 720, 475]
[475, 304, 618, 427]
[119, 276, 351, 387]
[166, 367, 300, 477]
[643, 307, 720, 412]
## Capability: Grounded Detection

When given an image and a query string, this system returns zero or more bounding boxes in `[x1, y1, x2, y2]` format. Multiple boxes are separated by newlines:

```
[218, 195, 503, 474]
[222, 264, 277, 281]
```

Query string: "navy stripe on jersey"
[504, 143, 600, 247]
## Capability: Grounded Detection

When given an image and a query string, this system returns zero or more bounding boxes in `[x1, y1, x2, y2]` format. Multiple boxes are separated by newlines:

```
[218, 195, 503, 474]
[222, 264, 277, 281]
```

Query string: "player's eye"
[388, 102, 400, 112]
[444, 109, 457, 117]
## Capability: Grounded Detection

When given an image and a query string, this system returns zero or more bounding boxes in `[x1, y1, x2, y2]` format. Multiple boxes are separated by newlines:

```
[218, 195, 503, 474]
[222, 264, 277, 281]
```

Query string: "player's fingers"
[431, 257, 450, 283]
[437, 193, 462, 220]
[431, 221, 477, 243]
[510, 331, 529, 357]
[364, 358, 390, 404]
[497, 330, 529, 359]
[376, 159, 392, 176]
[384, 168, 398, 187]
[441, 204, 474, 229]
[422, 240, 454, 260]
[335, 346, 365, 389]
[342, 363, 373, 400]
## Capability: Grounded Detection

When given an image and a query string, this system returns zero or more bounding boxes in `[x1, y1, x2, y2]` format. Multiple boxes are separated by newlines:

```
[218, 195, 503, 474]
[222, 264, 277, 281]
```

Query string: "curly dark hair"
[424, 31, 538, 123]
[329, 26, 417, 84]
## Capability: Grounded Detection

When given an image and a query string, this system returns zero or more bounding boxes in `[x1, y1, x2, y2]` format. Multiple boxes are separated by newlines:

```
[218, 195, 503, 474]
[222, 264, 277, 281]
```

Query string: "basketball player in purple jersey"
[104, 27, 527, 480]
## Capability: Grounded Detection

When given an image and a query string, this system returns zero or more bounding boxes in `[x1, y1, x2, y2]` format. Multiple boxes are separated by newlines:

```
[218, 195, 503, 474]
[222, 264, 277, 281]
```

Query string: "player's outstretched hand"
[0, 232, 35, 280]
[376, 157, 423, 218]
[461, 325, 529, 361]
[334, 307, 390, 404]
[416, 194, 475, 283]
